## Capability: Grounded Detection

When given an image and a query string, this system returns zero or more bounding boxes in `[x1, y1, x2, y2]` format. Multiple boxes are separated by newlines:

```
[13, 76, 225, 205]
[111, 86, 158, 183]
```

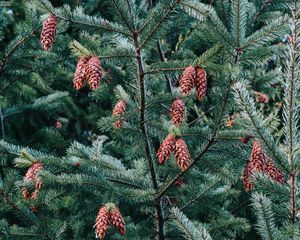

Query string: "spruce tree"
[0, 0, 299, 239]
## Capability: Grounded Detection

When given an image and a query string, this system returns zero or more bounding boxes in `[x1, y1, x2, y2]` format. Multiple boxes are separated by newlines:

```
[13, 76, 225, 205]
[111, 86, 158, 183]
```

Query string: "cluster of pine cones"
[157, 65, 207, 171]
[73, 56, 102, 90]
[40, 15, 103, 91]
[157, 134, 191, 172]
[94, 203, 126, 239]
[179, 65, 207, 100]
[242, 140, 284, 191]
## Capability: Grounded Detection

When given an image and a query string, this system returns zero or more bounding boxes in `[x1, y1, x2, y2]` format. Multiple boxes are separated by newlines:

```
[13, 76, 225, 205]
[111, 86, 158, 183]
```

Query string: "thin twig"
[0, 108, 4, 139]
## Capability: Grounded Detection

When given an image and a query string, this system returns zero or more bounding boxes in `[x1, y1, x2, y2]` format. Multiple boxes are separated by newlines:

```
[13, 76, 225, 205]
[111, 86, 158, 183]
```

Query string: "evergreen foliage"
[1, 0, 300, 239]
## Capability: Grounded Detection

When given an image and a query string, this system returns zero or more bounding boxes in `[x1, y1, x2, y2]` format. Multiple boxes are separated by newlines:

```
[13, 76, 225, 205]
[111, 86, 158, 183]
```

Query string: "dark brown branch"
[288, 4, 298, 223]
[133, 32, 165, 239]
[157, 40, 174, 93]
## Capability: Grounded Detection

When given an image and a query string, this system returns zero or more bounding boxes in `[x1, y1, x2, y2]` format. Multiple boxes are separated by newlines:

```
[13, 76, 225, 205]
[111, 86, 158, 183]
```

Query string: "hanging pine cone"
[94, 206, 110, 239]
[157, 134, 176, 164]
[242, 140, 284, 191]
[73, 57, 89, 90]
[171, 99, 185, 126]
[40, 14, 57, 51]
[253, 91, 269, 103]
[194, 65, 207, 100]
[22, 162, 43, 200]
[110, 207, 126, 236]
[175, 138, 191, 172]
[263, 156, 285, 183]
[242, 161, 255, 192]
[87, 56, 102, 90]
[242, 140, 265, 192]
[179, 66, 195, 95]
[112, 100, 126, 129]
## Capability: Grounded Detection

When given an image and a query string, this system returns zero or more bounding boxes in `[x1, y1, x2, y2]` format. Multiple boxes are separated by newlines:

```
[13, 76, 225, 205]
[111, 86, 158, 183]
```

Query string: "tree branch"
[133, 31, 165, 239]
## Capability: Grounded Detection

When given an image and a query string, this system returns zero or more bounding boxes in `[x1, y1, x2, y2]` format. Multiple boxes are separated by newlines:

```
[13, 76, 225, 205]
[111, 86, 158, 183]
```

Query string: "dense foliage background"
[0, 0, 299, 239]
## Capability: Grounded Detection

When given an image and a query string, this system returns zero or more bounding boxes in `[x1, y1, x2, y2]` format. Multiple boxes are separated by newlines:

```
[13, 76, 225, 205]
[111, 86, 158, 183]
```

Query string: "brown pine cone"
[87, 56, 102, 90]
[250, 140, 267, 171]
[112, 100, 126, 129]
[40, 15, 57, 51]
[242, 160, 255, 192]
[110, 207, 126, 236]
[171, 99, 185, 126]
[94, 206, 110, 239]
[175, 138, 191, 172]
[73, 57, 89, 90]
[179, 66, 195, 95]
[22, 162, 44, 200]
[253, 91, 269, 103]
[242, 140, 264, 191]
[242, 140, 284, 191]
[157, 134, 176, 164]
[194, 66, 207, 100]
[263, 156, 285, 183]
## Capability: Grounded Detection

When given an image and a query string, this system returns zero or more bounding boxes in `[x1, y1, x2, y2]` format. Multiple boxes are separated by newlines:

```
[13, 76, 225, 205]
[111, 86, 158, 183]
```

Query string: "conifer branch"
[171, 207, 212, 240]
[139, 1, 178, 49]
[180, 179, 221, 211]
[247, 0, 273, 27]
[133, 31, 165, 239]
[108, 178, 144, 189]
[156, 80, 232, 200]
[0, 188, 37, 226]
[251, 193, 282, 240]
[34, 0, 132, 37]
[111, 0, 135, 32]
[234, 85, 289, 173]
[157, 40, 174, 93]
[0, 28, 39, 79]
[0, 108, 4, 140]
[286, 4, 298, 222]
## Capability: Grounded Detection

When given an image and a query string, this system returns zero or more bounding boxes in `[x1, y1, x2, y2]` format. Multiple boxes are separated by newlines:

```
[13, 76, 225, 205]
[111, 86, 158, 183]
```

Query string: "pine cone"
[242, 140, 265, 191]
[73, 57, 89, 90]
[250, 140, 268, 171]
[253, 91, 269, 103]
[110, 207, 126, 235]
[94, 206, 110, 239]
[40, 15, 57, 51]
[171, 99, 185, 126]
[194, 66, 207, 100]
[87, 56, 102, 90]
[242, 140, 284, 191]
[112, 100, 126, 129]
[22, 162, 43, 200]
[263, 156, 285, 183]
[179, 66, 195, 95]
[157, 134, 176, 164]
[242, 161, 255, 192]
[175, 138, 191, 171]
